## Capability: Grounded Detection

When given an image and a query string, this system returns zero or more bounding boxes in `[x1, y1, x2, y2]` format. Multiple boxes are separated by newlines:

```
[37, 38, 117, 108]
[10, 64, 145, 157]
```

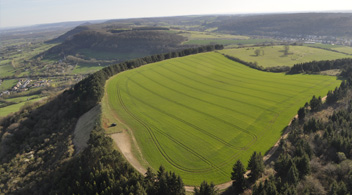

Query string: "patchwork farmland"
[104, 52, 341, 185]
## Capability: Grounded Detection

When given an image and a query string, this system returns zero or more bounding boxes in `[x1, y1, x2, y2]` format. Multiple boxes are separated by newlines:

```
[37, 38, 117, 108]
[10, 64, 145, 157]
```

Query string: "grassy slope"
[334, 47, 352, 55]
[183, 39, 274, 46]
[0, 97, 45, 117]
[220, 45, 350, 67]
[104, 52, 341, 185]
[0, 79, 17, 91]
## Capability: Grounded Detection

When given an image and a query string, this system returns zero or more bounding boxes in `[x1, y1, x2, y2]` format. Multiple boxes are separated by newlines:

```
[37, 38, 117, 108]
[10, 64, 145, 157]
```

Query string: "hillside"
[0, 46, 222, 194]
[43, 29, 186, 61]
[103, 51, 341, 185]
[45, 25, 90, 43]
[217, 13, 352, 38]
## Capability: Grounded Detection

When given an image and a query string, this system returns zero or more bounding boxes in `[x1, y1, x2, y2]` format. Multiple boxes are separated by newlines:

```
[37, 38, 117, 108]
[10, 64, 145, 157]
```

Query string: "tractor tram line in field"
[153, 63, 279, 112]
[181, 57, 300, 94]
[123, 77, 254, 150]
[117, 86, 204, 173]
[148, 67, 277, 114]
[167, 62, 290, 101]
[106, 52, 342, 184]
[136, 70, 255, 122]
[119, 77, 261, 175]
[117, 80, 229, 175]
[125, 76, 258, 142]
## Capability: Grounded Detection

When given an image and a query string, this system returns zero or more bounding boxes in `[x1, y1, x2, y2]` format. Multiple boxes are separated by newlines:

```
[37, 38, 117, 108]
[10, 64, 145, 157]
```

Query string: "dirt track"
[110, 131, 147, 174]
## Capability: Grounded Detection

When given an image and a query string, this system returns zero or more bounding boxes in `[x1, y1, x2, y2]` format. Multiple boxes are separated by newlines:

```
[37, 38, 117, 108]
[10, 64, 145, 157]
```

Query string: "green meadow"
[0, 97, 45, 117]
[304, 43, 352, 55]
[183, 39, 274, 46]
[104, 52, 341, 185]
[220, 45, 350, 67]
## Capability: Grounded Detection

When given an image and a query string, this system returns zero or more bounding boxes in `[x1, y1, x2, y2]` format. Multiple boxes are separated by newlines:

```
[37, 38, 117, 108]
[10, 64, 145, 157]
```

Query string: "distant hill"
[45, 25, 90, 43]
[216, 13, 352, 37]
[43, 29, 186, 59]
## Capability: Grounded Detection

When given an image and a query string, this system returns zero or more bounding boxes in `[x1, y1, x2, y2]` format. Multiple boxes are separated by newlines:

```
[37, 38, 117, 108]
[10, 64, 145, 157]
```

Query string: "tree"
[284, 45, 290, 56]
[263, 178, 278, 195]
[296, 154, 311, 178]
[280, 182, 298, 195]
[255, 49, 261, 56]
[247, 152, 264, 182]
[287, 164, 299, 185]
[231, 160, 247, 193]
[144, 167, 156, 194]
[298, 107, 306, 121]
[194, 181, 218, 195]
[155, 166, 185, 195]
[310, 95, 322, 112]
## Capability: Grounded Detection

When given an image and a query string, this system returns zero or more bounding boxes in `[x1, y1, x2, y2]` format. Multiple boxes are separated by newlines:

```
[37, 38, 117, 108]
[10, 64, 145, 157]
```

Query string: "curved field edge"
[219, 45, 351, 68]
[103, 52, 341, 185]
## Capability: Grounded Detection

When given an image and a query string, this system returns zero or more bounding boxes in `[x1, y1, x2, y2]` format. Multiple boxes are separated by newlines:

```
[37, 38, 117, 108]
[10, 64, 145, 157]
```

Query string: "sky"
[1, 0, 352, 28]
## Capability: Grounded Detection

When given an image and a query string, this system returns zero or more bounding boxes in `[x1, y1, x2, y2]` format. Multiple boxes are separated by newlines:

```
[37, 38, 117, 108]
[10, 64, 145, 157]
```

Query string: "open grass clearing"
[0, 97, 45, 117]
[179, 30, 249, 40]
[220, 45, 351, 67]
[0, 79, 17, 91]
[104, 52, 341, 185]
[183, 39, 275, 46]
[305, 43, 352, 55]
[5, 95, 40, 103]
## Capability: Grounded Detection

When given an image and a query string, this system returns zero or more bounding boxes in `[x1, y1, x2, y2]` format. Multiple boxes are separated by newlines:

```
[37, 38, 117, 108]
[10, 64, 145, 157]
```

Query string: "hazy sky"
[1, 0, 352, 28]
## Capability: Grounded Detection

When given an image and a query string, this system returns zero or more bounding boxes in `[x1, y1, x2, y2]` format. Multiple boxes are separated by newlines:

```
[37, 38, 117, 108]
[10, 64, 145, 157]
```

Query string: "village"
[0, 78, 51, 97]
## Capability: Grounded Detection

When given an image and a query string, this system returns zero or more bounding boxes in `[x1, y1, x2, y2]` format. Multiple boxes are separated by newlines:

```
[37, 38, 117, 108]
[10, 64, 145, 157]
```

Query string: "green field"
[333, 47, 352, 55]
[104, 52, 341, 185]
[0, 97, 45, 117]
[305, 43, 352, 55]
[220, 45, 350, 67]
[0, 79, 17, 91]
[183, 39, 275, 46]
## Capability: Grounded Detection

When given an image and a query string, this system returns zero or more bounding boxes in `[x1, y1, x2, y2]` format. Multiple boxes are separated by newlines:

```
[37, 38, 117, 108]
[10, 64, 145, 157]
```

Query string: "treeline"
[287, 58, 352, 74]
[72, 44, 224, 113]
[248, 67, 352, 195]
[0, 45, 223, 194]
[222, 54, 290, 72]
[51, 121, 185, 195]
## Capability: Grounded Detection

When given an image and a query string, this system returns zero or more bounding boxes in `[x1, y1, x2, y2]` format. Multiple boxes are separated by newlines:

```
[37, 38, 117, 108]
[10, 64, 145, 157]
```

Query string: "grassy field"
[305, 43, 352, 55]
[104, 52, 341, 185]
[333, 47, 352, 55]
[183, 39, 275, 46]
[0, 79, 17, 91]
[179, 31, 249, 40]
[220, 45, 350, 67]
[177, 30, 274, 46]
[6, 95, 40, 103]
[0, 97, 45, 117]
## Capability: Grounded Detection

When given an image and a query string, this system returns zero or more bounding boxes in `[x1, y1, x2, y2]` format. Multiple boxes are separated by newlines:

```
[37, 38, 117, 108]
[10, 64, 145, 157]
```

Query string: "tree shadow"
[220, 185, 235, 195]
